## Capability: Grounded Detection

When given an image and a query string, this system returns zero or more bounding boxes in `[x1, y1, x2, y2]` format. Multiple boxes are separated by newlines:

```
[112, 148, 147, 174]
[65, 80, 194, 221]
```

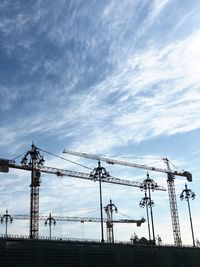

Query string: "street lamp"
[1, 210, 13, 236]
[139, 191, 153, 241]
[180, 183, 195, 246]
[45, 213, 56, 239]
[90, 161, 109, 242]
[140, 173, 157, 243]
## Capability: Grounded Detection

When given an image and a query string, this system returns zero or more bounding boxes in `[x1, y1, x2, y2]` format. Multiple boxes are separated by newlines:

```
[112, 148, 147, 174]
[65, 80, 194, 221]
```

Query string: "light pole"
[180, 183, 195, 247]
[90, 161, 109, 243]
[45, 213, 56, 239]
[140, 173, 158, 243]
[1, 210, 13, 236]
[139, 191, 153, 241]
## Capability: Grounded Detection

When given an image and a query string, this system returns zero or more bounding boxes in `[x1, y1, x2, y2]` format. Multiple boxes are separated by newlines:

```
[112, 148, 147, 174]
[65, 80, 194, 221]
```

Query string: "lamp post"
[180, 183, 195, 247]
[45, 213, 56, 239]
[140, 173, 158, 243]
[1, 210, 13, 236]
[90, 161, 109, 243]
[139, 191, 153, 241]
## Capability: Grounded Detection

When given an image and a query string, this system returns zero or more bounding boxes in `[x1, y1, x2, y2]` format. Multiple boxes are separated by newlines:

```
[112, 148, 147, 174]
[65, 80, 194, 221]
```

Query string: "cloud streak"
[0, 0, 200, 244]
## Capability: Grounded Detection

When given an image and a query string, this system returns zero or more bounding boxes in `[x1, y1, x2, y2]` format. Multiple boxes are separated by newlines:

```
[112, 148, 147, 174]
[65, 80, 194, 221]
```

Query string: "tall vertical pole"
[5, 210, 8, 236]
[45, 213, 56, 239]
[49, 217, 52, 239]
[148, 187, 155, 242]
[30, 163, 33, 238]
[139, 191, 152, 241]
[0, 210, 13, 236]
[110, 200, 114, 242]
[145, 192, 151, 241]
[90, 161, 109, 243]
[99, 178, 104, 243]
[180, 184, 195, 247]
[187, 197, 195, 246]
[140, 173, 157, 243]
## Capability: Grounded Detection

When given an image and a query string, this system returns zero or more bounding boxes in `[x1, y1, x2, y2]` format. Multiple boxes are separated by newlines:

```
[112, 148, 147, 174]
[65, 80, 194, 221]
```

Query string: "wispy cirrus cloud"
[1, 28, 200, 153]
[65, 29, 200, 150]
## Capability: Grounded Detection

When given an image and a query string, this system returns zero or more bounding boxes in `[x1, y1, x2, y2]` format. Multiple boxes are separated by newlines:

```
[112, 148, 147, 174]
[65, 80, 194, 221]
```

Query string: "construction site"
[0, 144, 199, 267]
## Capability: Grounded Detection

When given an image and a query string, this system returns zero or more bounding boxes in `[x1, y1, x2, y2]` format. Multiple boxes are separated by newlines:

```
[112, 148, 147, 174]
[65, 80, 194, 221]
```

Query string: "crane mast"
[30, 168, 40, 239]
[20, 145, 45, 239]
[63, 149, 192, 246]
[104, 199, 118, 243]
[164, 158, 182, 246]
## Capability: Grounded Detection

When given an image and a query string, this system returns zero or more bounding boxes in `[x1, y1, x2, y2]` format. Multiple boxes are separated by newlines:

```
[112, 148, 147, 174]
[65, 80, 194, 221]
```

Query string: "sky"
[0, 0, 200, 246]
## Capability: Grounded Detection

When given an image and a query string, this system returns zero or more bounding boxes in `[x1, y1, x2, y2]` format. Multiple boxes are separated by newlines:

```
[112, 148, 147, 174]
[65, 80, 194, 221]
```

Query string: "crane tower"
[63, 149, 192, 246]
[104, 199, 118, 243]
[20, 144, 45, 238]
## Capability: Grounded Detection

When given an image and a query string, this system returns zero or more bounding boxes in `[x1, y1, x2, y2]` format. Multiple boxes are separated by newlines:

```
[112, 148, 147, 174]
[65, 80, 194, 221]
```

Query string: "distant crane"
[0, 145, 164, 240]
[63, 149, 192, 246]
[104, 199, 118, 243]
[0, 213, 145, 242]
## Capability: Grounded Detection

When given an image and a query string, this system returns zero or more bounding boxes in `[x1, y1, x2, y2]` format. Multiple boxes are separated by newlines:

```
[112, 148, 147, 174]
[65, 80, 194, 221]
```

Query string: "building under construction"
[0, 144, 199, 267]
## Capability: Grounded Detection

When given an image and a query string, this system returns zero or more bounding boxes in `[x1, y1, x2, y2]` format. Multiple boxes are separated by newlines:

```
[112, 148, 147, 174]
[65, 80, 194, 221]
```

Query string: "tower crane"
[104, 199, 118, 243]
[0, 145, 165, 240]
[0, 213, 145, 242]
[1, 213, 145, 224]
[63, 149, 192, 246]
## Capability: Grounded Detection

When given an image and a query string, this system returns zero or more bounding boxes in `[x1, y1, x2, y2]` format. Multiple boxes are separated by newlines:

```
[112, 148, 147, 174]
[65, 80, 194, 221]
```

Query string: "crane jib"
[0, 159, 166, 191]
[62, 150, 192, 181]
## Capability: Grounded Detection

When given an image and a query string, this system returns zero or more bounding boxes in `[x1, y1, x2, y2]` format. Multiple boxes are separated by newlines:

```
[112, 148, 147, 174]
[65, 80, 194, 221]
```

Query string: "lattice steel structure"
[165, 159, 182, 246]
[62, 149, 192, 246]
[104, 199, 118, 243]
[0, 145, 150, 240]
[21, 144, 45, 238]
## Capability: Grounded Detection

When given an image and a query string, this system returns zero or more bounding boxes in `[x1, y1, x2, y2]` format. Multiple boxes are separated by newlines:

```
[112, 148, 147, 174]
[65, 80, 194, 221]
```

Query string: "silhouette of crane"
[0, 212, 145, 242]
[0, 144, 164, 239]
[63, 149, 192, 246]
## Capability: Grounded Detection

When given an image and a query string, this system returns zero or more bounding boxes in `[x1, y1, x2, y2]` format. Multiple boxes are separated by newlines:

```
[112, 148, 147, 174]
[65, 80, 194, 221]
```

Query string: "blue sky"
[0, 0, 200, 245]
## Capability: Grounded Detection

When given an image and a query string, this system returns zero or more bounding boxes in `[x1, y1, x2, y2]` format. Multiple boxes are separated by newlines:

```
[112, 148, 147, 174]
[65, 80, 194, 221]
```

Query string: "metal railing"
[0, 234, 197, 248]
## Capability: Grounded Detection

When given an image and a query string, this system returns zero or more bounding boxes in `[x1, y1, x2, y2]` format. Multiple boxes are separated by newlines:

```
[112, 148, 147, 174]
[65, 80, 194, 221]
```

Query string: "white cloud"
[1, 28, 200, 157]
[138, 0, 170, 37]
